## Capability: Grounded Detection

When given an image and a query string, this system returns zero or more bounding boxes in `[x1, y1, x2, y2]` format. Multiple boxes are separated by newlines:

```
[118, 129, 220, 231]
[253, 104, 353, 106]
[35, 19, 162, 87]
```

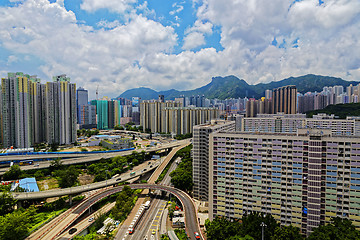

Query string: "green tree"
[169, 145, 193, 192]
[272, 225, 303, 240]
[160, 234, 170, 240]
[111, 186, 135, 221]
[50, 158, 63, 171]
[308, 217, 360, 240]
[0, 192, 16, 215]
[3, 165, 22, 181]
[0, 206, 36, 240]
[169, 167, 193, 192]
[227, 235, 254, 240]
[239, 212, 279, 240]
[50, 143, 59, 152]
[114, 125, 124, 130]
[205, 216, 242, 240]
[56, 166, 80, 188]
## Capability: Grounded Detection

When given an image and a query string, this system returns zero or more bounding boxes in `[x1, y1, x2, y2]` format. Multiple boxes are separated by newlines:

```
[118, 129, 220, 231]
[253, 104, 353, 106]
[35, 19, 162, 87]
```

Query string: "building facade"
[140, 100, 182, 133]
[272, 85, 297, 114]
[0, 72, 77, 148]
[45, 75, 77, 145]
[1, 72, 33, 148]
[240, 113, 360, 136]
[164, 107, 220, 135]
[193, 120, 235, 201]
[209, 129, 360, 236]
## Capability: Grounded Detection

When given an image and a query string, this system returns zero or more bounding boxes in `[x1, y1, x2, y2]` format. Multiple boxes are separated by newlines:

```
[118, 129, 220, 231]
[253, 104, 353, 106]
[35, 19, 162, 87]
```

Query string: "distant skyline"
[0, 0, 359, 99]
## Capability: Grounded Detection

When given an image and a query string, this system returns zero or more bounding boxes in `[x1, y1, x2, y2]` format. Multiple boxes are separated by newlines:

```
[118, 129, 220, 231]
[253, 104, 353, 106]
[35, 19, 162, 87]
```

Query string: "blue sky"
[0, 0, 359, 99]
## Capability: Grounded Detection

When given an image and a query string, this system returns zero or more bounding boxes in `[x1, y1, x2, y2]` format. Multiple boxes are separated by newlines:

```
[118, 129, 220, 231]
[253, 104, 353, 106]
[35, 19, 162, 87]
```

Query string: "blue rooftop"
[11, 178, 39, 192]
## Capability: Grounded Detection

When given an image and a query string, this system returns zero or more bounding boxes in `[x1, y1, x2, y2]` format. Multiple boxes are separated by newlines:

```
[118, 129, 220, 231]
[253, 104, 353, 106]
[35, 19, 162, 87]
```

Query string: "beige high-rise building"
[272, 85, 297, 114]
[140, 99, 219, 135]
[164, 107, 220, 135]
[140, 100, 181, 133]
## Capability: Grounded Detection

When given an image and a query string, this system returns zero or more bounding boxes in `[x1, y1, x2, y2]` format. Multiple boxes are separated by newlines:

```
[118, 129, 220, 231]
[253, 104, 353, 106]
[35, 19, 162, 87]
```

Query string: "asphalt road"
[10, 159, 161, 200]
[0, 139, 189, 175]
[27, 184, 201, 240]
[122, 156, 179, 240]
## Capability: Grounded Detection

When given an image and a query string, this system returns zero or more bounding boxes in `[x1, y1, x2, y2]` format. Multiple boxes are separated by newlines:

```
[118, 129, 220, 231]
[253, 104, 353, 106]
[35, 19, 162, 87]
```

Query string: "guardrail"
[0, 148, 136, 156]
[11, 161, 161, 200]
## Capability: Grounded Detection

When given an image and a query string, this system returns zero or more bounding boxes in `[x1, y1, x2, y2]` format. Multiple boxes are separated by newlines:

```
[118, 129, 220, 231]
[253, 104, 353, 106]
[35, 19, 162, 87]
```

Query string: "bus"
[144, 200, 151, 209]
[130, 172, 136, 176]
[128, 202, 149, 234]
[19, 160, 33, 166]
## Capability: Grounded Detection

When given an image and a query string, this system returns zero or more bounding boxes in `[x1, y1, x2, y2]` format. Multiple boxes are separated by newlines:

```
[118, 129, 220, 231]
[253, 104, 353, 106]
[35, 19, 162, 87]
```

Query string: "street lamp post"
[260, 222, 267, 240]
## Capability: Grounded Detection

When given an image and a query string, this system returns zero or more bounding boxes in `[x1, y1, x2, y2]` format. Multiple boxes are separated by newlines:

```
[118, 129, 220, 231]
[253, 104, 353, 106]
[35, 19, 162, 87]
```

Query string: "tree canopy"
[0, 206, 36, 240]
[0, 191, 17, 216]
[3, 165, 22, 181]
[308, 217, 360, 240]
[111, 185, 135, 221]
[272, 225, 304, 240]
[169, 145, 193, 192]
[205, 215, 360, 240]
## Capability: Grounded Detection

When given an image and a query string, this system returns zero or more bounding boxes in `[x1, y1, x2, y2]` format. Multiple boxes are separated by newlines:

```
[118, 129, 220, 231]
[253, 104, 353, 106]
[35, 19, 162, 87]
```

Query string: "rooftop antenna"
[96, 85, 99, 100]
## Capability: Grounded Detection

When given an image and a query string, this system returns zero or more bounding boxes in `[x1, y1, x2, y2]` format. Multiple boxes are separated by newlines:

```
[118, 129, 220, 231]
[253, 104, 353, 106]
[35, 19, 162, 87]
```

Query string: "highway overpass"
[0, 139, 190, 175]
[10, 161, 161, 200]
[26, 184, 202, 240]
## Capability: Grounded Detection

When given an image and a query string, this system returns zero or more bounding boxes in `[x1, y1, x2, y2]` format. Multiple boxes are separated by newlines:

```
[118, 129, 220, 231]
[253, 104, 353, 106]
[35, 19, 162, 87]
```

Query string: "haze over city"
[1, 0, 359, 99]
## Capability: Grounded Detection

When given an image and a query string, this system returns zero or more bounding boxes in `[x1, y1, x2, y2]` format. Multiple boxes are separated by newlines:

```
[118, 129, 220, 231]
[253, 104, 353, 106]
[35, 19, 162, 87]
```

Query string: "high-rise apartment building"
[193, 120, 235, 201]
[272, 85, 297, 114]
[164, 107, 220, 135]
[209, 129, 360, 236]
[76, 87, 96, 128]
[0, 72, 78, 147]
[140, 100, 182, 133]
[45, 75, 77, 145]
[240, 113, 360, 137]
[29, 76, 46, 144]
[90, 99, 123, 130]
[76, 87, 88, 106]
[265, 89, 272, 99]
[1, 72, 33, 148]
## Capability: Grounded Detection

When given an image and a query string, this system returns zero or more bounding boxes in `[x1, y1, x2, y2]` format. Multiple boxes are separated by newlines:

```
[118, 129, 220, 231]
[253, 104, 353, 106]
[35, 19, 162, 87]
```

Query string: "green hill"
[118, 74, 359, 100]
[306, 103, 360, 119]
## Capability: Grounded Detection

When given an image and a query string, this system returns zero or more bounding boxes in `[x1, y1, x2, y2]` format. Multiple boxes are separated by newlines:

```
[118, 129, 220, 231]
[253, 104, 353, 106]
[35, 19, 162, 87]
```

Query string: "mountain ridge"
[118, 74, 359, 100]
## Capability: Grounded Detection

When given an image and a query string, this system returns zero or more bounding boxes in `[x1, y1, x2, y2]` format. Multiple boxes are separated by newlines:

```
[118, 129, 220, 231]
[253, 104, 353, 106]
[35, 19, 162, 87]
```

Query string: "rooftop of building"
[194, 119, 234, 128]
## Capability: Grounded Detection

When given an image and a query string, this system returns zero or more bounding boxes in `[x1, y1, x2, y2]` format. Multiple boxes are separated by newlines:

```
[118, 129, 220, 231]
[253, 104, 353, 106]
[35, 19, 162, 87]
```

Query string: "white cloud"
[182, 32, 206, 50]
[7, 55, 18, 65]
[0, 0, 359, 100]
[169, 5, 184, 15]
[185, 20, 213, 35]
[182, 20, 213, 50]
[0, 0, 178, 98]
[189, 0, 360, 84]
[80, 0, 136, 13]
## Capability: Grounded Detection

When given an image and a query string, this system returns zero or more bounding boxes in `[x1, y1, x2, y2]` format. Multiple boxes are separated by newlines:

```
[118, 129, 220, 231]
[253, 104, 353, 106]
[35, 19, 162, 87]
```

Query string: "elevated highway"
[0, 139, 189, 175]
[26, 184, 202, 240]
[11, 161, 161, 200]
